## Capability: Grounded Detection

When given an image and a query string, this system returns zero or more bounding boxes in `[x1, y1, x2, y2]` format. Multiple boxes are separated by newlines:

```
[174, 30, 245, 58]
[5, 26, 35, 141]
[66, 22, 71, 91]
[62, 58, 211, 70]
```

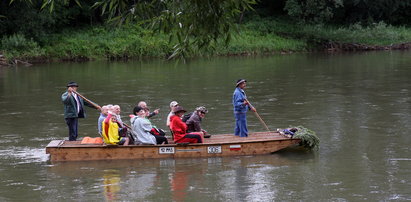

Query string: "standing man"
[61, 81, 100, 141]
[232, 79, 256, 137]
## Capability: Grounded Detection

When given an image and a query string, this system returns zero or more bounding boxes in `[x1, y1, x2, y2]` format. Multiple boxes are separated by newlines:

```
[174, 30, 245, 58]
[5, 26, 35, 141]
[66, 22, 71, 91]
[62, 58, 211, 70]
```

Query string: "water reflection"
[170, 171, 189, 201]
[48, 154, 308, 201]
[46, 153, 309, 201]
[103, 170, 121, 201]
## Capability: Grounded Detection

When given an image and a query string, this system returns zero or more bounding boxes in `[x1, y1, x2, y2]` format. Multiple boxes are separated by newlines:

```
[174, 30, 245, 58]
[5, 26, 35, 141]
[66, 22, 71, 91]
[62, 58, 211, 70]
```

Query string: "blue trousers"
[234, 112, 248, 137]
[65, 118, 78, 141]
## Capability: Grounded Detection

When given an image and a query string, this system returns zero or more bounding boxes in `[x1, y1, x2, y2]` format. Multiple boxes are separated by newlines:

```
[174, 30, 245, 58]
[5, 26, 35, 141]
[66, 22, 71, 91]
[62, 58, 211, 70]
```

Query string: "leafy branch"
[34, 0, 256, 60]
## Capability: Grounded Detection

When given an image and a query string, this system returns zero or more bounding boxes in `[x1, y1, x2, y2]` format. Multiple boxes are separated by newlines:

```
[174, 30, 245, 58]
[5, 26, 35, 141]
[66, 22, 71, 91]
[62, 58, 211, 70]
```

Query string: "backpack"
[150, 127, 166, 136]
[182, 112, 193, 123]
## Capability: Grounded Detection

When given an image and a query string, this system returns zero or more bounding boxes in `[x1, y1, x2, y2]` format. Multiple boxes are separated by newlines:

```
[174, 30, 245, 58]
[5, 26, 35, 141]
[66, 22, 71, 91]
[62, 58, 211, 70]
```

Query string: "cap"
[170, 101, 179, 108]
[236, 79, 246, 87]
[195, 106, 208, 113]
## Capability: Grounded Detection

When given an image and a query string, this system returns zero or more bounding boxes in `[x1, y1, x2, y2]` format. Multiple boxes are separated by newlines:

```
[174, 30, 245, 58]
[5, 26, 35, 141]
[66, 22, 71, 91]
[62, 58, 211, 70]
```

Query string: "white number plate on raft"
[207, 146, 222, 154]
[159, 147, 175, 154]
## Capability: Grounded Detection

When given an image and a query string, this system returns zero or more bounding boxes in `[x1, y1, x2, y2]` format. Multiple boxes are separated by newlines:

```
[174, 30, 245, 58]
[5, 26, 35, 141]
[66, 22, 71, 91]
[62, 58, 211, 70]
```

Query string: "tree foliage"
[284, 0, 343, 24]
[282, 0, 411, 25]
[36, 0, 256, 59]
[148, 0, 256, 59]
[0, 0, 101, 43]
[340, 0, 411, 25]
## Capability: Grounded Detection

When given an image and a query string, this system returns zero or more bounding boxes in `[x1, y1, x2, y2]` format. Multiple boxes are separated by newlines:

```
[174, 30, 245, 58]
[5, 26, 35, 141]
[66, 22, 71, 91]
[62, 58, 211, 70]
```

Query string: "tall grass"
[313, 22, 411, 45]
[0, 34, 45, 59]
[43, 25, 172, 59]
[243, 18, 411, 45]
[218, 29, 308, 54]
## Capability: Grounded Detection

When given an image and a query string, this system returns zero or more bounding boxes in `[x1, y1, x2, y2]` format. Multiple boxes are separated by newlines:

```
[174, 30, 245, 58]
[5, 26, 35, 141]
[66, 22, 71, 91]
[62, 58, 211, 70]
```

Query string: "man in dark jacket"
[186, 106, 208, 134]
[61, 81, 99, 141]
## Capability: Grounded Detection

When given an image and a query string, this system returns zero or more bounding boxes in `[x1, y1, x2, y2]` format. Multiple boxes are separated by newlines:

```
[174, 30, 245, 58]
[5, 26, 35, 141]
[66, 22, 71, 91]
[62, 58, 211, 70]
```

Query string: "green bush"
[0, 34, 45, 58]
[42, 25, 172, 59]
[1, 34, 39, 52]
[284, 0, 343, 24]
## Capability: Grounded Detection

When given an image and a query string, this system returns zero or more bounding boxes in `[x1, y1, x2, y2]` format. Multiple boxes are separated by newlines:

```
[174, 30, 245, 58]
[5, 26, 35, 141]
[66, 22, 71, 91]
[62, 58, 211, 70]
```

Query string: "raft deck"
[46, 132, 301, 162]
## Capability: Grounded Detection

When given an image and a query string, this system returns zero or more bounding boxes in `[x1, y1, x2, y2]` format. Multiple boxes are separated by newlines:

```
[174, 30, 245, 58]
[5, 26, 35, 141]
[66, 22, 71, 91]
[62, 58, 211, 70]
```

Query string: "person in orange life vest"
[102, 111, 130, 145]
[170, 106, 204, 143]
[61, 81, 100, 141]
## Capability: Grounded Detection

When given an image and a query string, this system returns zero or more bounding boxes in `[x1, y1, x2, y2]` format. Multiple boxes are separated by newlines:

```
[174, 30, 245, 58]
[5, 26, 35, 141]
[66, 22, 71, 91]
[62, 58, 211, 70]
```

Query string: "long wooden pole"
[73, 91, 132, 129]
[245, 99, 271, 132]
[72, 91, 101, 109]
[123, 123, 132, 129]
[253, 111, 271, 132]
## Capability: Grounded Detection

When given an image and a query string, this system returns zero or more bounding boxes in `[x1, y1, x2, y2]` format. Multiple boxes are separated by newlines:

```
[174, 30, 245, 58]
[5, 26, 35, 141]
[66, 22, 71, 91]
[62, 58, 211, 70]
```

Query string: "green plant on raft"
[292, 126, 320, 151]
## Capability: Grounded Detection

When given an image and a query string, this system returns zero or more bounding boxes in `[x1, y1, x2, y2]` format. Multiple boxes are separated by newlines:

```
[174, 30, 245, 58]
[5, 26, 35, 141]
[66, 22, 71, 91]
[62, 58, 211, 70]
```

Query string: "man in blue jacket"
[61, 81, 99, 141]
[232, 79, 256, 137]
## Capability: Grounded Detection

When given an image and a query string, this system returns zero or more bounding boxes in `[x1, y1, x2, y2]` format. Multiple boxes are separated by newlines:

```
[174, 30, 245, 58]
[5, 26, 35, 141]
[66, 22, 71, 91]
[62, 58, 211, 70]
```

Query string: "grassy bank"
[1, 18, 411, 63]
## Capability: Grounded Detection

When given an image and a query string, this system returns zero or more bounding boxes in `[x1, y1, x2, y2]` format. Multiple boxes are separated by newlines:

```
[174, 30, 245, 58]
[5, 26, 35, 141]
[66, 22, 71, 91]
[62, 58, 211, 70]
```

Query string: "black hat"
[67, 81, 79, 87]
[236, 79, 246, 87]
[173, 106, 187, 113]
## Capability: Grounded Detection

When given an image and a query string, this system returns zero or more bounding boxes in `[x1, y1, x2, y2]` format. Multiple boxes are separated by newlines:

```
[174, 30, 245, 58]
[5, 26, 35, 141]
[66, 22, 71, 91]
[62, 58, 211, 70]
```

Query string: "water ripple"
[0, 147, 49, 164]
[389, 158, 411, 161]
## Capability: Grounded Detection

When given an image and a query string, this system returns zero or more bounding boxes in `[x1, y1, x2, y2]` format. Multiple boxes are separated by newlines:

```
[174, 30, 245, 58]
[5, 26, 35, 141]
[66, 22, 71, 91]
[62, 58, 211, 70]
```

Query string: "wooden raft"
[46, 132, 301, 162]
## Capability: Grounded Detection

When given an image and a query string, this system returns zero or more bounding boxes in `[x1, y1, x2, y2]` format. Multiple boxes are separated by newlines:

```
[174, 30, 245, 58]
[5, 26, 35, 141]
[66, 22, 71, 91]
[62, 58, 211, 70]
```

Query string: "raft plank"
[46, 140, 63, 147]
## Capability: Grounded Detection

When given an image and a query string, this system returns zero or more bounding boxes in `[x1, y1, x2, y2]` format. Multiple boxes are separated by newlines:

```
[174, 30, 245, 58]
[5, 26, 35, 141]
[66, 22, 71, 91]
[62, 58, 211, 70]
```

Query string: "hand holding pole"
[72, 91, 102, 111]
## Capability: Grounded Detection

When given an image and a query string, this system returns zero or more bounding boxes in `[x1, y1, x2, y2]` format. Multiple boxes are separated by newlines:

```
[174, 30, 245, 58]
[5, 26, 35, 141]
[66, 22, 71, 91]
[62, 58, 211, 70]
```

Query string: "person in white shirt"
[166, 101, 179, 127]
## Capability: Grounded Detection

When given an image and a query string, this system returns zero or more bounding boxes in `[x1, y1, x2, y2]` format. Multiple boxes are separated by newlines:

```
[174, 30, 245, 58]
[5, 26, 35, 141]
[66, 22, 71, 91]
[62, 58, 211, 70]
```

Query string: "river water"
[0, 51, 410, 201]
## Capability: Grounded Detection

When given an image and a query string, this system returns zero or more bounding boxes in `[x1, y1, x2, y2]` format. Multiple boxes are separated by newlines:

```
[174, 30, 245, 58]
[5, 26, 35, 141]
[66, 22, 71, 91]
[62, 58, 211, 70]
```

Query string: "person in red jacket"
[170, 106, 204, 143]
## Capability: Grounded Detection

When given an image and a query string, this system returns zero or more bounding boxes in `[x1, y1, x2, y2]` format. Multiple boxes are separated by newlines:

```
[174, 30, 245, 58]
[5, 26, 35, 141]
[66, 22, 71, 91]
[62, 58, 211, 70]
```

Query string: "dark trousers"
[182, 134, 202, 143]
[65, 118, 78, 141]
[153, 135, 168, 144]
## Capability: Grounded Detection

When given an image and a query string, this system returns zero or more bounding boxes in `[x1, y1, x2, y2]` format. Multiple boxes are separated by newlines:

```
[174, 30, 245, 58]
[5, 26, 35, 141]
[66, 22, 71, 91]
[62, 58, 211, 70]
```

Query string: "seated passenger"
[102, 111, 129, 145]
[170, 106, 204, 144]
[97, 105, 109, 135]
[112, 105, 124, 127]
[186, 106, 209, 137]
[143, 108, 168, 144]
[166, 101, 179, 127]
[131, 106, 167, 145]
[137, 101, 159, 119]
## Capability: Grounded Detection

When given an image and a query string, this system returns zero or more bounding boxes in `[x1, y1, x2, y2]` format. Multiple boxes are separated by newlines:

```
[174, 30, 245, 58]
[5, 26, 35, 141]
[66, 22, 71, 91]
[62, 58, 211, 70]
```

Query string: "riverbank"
[1, 18, 411, 66]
